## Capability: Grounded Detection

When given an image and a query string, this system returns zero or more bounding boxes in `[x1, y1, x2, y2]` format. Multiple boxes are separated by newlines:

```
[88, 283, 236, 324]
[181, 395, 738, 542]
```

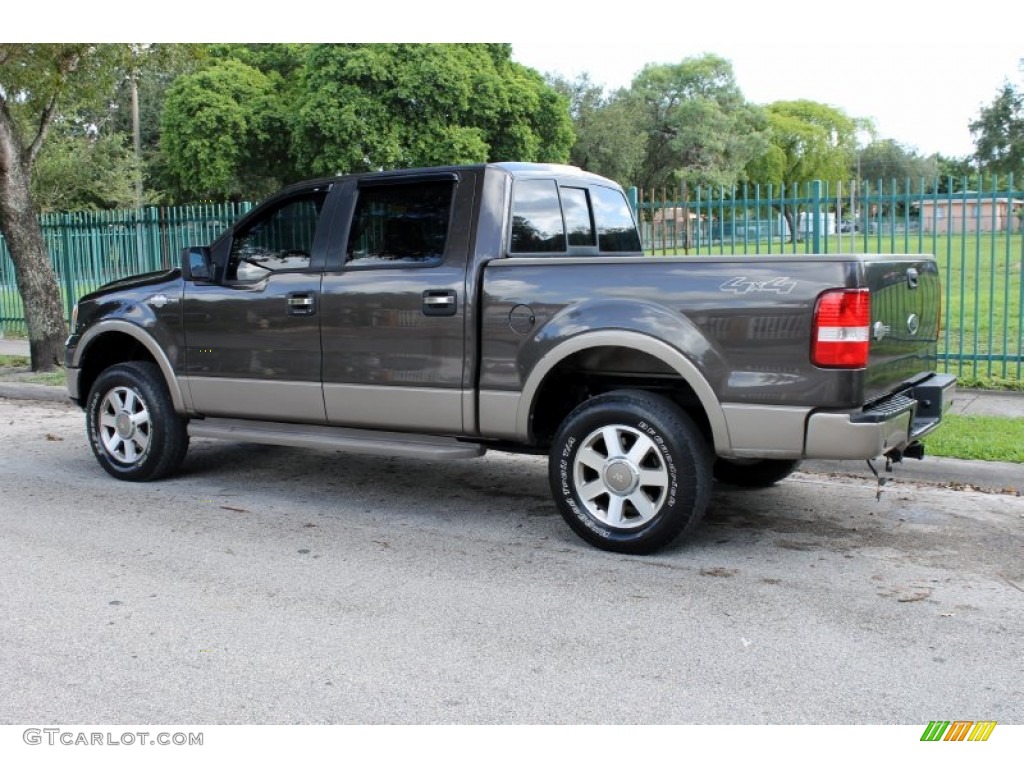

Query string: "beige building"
[916, 196, 1023, 234]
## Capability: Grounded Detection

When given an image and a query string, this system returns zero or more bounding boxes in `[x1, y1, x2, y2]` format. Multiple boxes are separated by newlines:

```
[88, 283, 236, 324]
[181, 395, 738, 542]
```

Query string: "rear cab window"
[509, 177, 640, 256]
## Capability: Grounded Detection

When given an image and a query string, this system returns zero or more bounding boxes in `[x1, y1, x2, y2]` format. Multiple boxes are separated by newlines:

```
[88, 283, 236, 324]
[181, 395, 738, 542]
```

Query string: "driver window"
[228, 191, 327, 281]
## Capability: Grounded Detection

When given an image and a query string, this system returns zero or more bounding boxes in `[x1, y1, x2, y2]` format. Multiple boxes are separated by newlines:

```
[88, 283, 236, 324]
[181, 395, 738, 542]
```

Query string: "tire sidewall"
[86, 363, 174, 481]
[550, 392, 710, 553]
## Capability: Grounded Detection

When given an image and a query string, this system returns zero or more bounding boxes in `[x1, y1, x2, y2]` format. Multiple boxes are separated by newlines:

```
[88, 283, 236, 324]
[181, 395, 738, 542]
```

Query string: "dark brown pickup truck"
[66, 162, 954, 553]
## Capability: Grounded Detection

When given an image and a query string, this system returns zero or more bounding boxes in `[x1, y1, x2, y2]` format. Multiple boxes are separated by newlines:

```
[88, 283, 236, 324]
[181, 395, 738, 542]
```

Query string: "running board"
[187, 418, 486, 460]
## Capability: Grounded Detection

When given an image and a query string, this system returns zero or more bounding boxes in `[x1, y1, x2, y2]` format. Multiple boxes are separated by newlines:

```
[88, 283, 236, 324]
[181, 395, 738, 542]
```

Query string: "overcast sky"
[509, 3, 1023, 159]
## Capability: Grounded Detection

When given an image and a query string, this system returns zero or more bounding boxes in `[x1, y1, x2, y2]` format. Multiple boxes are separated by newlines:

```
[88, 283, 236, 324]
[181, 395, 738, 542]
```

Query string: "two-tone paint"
[66, 162, 951, 464]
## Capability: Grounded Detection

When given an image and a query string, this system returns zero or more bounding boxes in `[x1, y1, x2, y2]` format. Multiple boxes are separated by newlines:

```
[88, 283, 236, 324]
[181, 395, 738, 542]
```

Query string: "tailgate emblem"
[873, 322, 890, 341]
[907, 314, 920, 335]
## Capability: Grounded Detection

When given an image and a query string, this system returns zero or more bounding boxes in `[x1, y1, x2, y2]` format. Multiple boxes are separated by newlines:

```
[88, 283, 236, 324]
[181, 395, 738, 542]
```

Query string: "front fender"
[69, 320, 191, 413]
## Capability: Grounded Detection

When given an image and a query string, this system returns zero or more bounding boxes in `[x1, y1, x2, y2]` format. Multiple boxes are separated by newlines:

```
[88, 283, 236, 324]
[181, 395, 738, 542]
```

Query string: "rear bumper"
[804, 373, 957, 460]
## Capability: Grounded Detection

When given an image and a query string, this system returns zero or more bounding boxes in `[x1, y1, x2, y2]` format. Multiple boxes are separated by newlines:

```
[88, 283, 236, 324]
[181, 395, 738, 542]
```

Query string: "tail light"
[812, 289, 870, 368]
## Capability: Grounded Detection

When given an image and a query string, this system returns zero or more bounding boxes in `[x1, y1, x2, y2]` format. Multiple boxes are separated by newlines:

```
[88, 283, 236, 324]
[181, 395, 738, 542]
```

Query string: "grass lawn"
[0, 354, 66, 386]
[922, 414, 1024, 464]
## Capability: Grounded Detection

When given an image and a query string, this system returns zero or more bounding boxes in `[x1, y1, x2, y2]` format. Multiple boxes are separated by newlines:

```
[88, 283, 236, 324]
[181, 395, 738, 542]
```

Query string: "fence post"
[58, 214, 76, 322]
[811, 180, 822, 254]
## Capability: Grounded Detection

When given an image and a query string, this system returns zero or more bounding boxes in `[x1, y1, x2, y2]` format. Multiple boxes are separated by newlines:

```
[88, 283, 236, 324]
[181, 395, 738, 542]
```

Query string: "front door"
[183, 188, 330, 423]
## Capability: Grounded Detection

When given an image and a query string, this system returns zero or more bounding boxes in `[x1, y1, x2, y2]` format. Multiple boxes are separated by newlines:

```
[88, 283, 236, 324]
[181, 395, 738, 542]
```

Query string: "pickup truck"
[65, 162, 955, 554]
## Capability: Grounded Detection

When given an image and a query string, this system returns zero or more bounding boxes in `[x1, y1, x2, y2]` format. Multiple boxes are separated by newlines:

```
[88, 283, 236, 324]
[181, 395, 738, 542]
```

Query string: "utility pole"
[131, 71, 142, 209]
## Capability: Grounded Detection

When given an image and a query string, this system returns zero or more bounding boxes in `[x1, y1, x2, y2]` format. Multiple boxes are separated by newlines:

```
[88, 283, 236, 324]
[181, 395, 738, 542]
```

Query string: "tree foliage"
[856, 139, 939, 185]
[627, 54, 769, 191]
[32, 129, 142, 211]
[549, 73, 645, 187]
[971, 78, 1024, 179]
[160, 58, 292, 200]
[746, 100, 859, 190]
[291, 44, 573, 177]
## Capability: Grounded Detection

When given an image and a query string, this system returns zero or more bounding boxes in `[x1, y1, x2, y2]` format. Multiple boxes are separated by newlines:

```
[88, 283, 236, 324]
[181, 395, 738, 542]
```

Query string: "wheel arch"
[72, 321, 189, 413]
[519, 331, 731, 454]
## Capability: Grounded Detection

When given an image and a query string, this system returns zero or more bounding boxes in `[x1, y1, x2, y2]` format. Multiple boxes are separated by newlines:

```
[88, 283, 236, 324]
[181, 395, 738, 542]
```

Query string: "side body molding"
[71, 320, 192, 413]
[515, 330, 732, 453]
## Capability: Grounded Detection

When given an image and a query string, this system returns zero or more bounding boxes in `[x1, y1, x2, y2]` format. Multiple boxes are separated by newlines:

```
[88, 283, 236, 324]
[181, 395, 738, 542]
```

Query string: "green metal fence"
[1, 182, 1022, 386]
[0, 202, 252, 336]
[632, 177, 1024, 385]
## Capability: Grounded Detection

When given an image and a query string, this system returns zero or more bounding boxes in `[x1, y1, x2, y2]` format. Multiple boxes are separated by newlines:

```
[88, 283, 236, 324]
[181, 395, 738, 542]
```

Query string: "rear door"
[318, 171, 476, 434]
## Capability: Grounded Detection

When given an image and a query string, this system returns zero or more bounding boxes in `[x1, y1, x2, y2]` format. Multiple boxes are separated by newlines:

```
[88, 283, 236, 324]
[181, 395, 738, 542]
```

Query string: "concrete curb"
[0, 382, 73, 404]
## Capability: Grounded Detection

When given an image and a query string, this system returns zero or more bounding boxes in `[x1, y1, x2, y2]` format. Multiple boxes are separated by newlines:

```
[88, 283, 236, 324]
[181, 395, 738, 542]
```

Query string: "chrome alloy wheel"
[97, 385, 153, 463]
[573, 424, 669, 529]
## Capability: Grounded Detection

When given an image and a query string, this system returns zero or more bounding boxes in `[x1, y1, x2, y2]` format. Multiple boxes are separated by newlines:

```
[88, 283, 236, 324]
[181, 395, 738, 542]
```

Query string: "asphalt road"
[1, 397, 1022, 725]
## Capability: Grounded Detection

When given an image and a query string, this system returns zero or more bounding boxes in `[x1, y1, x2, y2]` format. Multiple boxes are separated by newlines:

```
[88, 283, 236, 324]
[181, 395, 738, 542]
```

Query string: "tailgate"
[863, 255, 942, 402]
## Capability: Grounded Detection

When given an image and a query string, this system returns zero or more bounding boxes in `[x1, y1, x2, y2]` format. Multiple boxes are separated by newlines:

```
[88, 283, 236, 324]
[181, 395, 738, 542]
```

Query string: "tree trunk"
[783, 206, 799, 244]
[0, 109, 66, 372]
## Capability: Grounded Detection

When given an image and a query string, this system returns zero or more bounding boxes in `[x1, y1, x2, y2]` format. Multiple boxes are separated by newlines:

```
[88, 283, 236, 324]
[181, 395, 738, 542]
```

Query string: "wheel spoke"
[122, 389, 138, 413]
[604, 495, 625, 526]
[600, 426, 624, 457]
[100, 412, 119, 430]
[130, 409, 150, 427]
[578, 479, 606, 502]
[627, 435, 655, 465]
[638, 468, 668, 489]
[577, 446, 607, 472]
[627, 490, 659, 522]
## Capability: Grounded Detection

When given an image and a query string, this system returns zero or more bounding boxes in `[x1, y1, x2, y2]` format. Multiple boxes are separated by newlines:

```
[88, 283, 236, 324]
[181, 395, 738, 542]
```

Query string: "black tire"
[548, 390, 713, 555]
[713, 458, 801, 487]
[86, 361, 189, 481]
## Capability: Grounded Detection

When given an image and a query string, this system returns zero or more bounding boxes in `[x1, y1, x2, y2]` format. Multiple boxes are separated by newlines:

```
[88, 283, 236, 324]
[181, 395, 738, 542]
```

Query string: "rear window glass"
[510, 180, 566, 253]
[592, 186, 642, 252]
[562, 187, 596, 247]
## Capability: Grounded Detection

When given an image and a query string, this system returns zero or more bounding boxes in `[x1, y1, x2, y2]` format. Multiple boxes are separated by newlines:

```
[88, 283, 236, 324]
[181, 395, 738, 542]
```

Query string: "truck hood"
[84, 268, 182, 301]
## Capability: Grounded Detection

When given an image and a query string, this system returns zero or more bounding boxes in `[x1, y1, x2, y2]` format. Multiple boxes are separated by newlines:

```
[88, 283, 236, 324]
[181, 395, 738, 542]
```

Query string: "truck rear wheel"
[86, 361, 189, 482]
[548, 390, 713, 554]
[713, 458, 801, 487]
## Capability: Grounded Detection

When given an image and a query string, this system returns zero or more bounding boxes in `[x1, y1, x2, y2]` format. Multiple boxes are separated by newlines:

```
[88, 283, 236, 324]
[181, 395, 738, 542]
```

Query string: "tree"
[627, 54, 769, 192]
[971, 78, 1024, 180]
[31, 129, 142, 212]
[160, 58, 292, 201]
[549, 73, 646, 186]
[0, 44, 131, 371]
[934, 154, 981, 193]
[290, 44, 573, 176]
[746, 100, 860, 239]
[856, 139, 939, 185]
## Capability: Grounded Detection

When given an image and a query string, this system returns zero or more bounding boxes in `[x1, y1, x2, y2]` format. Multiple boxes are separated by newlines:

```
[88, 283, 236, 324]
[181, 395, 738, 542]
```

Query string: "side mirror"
[182, 246, 213, 282]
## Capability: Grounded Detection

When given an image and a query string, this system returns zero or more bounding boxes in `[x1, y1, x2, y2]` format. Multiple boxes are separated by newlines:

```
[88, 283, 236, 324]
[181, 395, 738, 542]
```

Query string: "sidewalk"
[1, 337, 1020, 491]
[0, 338, 30, 357]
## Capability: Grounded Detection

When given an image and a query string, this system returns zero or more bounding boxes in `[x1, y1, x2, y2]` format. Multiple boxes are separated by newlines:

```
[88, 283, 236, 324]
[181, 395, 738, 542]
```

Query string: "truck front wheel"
[86, 361, 189, 482]
[548, 390, 713, 554]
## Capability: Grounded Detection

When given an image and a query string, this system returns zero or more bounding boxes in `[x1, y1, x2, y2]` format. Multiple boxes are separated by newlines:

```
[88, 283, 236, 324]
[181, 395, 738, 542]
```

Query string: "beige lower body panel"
[324, 383, 463, 433]
[477, 390, 522, 441]
[184, 377, 326, 423]
[723, 402, 916, 461]
[721, 404, 810, 459]
[804, 410, 914, 460]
